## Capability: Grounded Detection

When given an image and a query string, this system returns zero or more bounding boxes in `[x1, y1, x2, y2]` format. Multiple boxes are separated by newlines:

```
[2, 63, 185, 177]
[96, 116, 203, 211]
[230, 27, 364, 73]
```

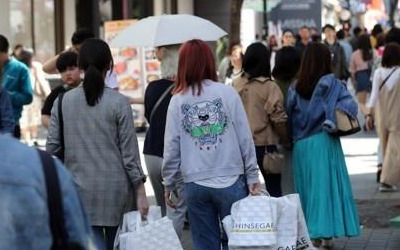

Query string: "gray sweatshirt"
[162, 80, 259, 191]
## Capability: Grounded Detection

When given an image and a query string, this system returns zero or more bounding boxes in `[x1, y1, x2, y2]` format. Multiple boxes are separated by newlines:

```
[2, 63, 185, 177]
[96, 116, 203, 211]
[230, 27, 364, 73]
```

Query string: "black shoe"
[379, 183, 397, 192]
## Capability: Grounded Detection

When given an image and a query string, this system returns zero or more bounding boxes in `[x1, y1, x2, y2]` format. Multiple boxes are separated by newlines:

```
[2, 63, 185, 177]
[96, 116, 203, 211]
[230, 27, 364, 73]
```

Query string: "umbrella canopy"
[110, 14, 227, 48]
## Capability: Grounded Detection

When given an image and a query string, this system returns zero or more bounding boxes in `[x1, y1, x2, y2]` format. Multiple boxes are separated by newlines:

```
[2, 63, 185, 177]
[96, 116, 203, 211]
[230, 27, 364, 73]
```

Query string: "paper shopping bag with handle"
[227, 191, 279, 248]
[124, 216, 183, 250]
[223, 193, 314, 250]
[268, 194, 315, 250]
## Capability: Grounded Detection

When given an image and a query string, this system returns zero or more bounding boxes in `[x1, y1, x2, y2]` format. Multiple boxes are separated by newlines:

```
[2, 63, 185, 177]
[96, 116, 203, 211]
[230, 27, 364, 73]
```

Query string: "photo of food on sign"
[121, 47, 137, 60]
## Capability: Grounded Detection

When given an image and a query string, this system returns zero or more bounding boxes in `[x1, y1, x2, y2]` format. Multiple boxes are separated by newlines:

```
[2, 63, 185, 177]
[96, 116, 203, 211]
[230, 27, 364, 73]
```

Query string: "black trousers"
[13, 125, 21, 139]
[255, 146, 282, 197]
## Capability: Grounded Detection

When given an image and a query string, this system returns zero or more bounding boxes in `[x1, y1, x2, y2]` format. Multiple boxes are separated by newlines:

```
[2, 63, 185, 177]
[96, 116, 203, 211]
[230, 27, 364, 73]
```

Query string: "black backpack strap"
[37, 149, 68, 250]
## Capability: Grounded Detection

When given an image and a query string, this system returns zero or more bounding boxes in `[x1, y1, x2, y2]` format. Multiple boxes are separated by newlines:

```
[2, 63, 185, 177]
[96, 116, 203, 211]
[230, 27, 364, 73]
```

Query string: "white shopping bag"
[227, 192, 279, 248]
[114, 206, 162, 250]
[223, 194, 315, 250]
[268, 194, 315, 250]
[125, 217, 183, 250]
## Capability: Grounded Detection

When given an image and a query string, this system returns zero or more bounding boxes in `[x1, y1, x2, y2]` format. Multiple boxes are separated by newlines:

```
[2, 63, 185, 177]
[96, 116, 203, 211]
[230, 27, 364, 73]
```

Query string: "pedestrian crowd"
[1, 19, 400, 250]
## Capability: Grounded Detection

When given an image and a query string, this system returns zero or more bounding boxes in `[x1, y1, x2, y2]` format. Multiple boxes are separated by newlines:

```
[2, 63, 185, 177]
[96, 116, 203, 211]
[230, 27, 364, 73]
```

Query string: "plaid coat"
[46, 86, 145, 226]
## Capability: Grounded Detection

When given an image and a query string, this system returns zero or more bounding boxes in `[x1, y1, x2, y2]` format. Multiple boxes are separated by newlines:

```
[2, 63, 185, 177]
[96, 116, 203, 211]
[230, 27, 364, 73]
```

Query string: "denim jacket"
[0, 88, 15, 134]
[0, 135, 95, 250]
[287, 74, 358, 142]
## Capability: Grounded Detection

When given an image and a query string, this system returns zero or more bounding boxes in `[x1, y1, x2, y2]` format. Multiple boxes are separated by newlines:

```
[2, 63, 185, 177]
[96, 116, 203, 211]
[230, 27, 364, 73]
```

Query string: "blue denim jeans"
[185, 175, 248, 250]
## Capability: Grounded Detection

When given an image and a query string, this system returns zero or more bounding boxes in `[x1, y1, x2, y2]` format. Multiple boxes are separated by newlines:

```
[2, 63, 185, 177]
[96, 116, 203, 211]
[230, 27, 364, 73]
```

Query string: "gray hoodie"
[162, 80, 259, 191]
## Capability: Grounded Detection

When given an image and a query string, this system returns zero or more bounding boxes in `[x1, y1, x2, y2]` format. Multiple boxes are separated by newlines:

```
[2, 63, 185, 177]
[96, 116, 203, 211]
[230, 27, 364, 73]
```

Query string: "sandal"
[311, 239, 322, 247]
[322, 238, 334, 249]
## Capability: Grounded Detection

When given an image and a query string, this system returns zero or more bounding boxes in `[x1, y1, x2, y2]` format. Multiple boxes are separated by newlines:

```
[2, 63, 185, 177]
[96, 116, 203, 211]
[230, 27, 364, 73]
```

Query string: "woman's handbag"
[334, 109, 361, 136]
[263, 145, 284, 174]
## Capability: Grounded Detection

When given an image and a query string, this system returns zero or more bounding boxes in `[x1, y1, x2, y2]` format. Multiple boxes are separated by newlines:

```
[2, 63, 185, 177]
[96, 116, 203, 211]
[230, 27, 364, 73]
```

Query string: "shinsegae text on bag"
[232, 222, 277, 233]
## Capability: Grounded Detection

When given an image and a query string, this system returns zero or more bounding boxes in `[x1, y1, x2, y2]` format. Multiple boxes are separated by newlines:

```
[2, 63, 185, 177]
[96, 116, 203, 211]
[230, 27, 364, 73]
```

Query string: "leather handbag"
[334, 109, 361, 136]
[263, 145, 284, 174]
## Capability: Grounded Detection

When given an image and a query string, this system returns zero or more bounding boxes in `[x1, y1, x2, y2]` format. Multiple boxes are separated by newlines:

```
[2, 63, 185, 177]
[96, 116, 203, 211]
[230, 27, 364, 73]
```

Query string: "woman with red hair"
[162, 39, 261, 250]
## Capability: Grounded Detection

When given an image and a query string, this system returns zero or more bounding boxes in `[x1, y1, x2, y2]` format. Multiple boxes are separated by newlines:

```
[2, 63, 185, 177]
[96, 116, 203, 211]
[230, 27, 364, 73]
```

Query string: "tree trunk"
[230, 0, 244, 45]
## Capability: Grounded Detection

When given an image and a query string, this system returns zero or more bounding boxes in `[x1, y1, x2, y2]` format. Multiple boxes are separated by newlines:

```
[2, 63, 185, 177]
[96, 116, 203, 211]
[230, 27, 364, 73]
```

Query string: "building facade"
[0, 0, 231, 63]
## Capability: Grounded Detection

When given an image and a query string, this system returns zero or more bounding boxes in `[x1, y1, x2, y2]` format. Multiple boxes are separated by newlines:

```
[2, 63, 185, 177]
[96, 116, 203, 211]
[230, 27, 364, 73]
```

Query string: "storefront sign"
[269, 0, 322, 33]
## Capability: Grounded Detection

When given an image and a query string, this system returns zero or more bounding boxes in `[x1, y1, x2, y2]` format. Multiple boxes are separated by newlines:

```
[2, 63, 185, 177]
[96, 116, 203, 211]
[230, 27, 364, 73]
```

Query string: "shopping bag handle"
[249, 189, 270, 197]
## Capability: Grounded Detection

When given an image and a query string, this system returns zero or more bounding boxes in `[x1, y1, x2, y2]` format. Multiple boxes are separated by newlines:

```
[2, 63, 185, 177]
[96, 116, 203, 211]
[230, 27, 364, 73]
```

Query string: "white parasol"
[110, 14, 227, 47]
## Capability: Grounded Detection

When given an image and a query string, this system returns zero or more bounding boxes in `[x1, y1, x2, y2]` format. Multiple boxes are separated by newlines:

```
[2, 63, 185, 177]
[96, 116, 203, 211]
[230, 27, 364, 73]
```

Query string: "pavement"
[35, 127, 400, 249]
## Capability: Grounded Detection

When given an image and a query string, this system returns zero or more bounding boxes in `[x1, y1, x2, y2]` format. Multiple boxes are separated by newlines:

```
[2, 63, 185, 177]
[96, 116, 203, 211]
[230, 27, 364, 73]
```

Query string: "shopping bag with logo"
[114, 206, 162, 250]
[124, 216, 183, 250]
[226, 191, 279, 248]
[268, 194, 315, 250]
[223, 193, 314, 250]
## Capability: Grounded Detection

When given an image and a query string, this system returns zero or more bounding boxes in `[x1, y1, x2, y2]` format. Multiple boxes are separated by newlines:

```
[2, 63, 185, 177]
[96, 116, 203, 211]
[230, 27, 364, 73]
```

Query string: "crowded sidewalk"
[33, 125, 400, 249]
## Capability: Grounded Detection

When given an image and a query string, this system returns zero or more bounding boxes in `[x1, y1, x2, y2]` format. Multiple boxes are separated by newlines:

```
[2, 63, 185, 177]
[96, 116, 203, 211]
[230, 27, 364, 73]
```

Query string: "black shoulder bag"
[149, 84, 174, 122]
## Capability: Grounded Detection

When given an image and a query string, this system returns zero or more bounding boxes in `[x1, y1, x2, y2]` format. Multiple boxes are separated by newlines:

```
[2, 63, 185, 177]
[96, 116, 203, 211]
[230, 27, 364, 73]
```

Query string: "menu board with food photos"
[104, 19, 161, 128]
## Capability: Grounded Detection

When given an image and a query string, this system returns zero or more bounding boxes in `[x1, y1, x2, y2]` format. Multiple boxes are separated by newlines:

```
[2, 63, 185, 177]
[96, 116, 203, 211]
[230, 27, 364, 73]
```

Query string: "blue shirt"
[0, 135, 94, 249]
[287, 74, 358, 142]
[2, 58, 33, 122]
[0, 88, 15, 134]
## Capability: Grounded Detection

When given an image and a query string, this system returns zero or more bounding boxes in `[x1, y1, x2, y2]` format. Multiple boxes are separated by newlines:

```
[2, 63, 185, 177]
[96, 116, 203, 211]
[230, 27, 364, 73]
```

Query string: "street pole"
[263, 0, 268, 38]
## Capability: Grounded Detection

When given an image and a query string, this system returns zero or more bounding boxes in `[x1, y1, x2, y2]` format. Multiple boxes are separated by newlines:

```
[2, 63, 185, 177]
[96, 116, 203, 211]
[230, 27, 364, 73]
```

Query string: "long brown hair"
[174, 39, 217, 95]
[296, 42, 332, 99]
[357, 34, 373, 61]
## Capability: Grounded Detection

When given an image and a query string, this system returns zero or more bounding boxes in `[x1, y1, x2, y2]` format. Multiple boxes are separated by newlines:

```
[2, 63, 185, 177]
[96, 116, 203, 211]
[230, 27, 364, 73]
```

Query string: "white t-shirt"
[105, 71, 119, 89]
[368, 67, 400, 108]
[195, 175, 240, 189]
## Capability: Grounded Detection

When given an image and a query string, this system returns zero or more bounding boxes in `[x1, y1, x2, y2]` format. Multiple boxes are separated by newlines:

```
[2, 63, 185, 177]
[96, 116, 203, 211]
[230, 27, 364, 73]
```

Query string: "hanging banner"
[269, 0, 322, 34]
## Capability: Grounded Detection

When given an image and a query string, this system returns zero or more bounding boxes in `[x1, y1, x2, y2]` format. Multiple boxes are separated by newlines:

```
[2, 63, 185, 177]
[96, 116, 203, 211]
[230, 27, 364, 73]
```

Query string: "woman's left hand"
[248, 182, 263, 195]
[164, 189, 178, 209]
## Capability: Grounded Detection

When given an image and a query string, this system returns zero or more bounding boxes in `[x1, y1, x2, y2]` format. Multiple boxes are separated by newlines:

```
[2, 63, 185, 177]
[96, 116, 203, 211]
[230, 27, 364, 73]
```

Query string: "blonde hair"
[160, 45, 180, 79]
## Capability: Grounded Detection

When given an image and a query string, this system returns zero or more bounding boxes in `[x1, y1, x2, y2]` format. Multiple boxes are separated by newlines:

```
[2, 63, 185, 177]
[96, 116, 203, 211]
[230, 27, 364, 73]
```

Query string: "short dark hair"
[282, 29, 294, 36]
[18, 49, 33, 67]
[0, 35, 9, 53]
[385, 27, 400, 45]
[272, 46, 300, 83]
[300, 26, 309, 31]
[296, 42, 332, 99]
[71, 28, 95, 46]
[56, 51, 78, 73]
[337, 29, 345, 40]
[353, 27, 362, 37]
[382, 43, 400, 68]
[242, 42, 271, 79]
[372, 24, 383, 37]
[322, 24, 335, 33]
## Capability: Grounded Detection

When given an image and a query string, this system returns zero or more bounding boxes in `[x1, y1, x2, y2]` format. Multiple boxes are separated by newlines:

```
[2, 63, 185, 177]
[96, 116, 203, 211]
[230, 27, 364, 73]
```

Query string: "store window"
[0, 0, 55, 63]
[33, 0, 56, 62]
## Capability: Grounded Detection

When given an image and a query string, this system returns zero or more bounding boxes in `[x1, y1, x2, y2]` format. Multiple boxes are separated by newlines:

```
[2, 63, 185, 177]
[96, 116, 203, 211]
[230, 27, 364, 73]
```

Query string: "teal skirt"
[293, 132, 361, 239]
